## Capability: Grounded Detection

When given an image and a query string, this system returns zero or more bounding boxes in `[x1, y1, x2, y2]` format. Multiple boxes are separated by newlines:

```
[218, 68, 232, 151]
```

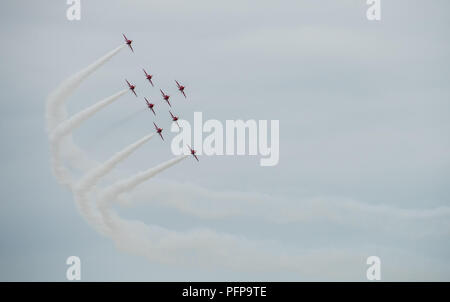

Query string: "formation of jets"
[123, 34, 198, 162]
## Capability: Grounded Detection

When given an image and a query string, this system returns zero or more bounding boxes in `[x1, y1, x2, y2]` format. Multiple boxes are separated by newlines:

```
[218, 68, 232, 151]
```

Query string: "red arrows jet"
[122, 34, 134, 52]
[160, 89, 171, 107]
[175, 80, 186, 98]
[187, 145, 199, 162]
[143, 69, 154, 87]
[153, 122, 164, 141]
[126, 79, 137, 97]
[145, 97, 156, 115]
[169, 111, 180, 128]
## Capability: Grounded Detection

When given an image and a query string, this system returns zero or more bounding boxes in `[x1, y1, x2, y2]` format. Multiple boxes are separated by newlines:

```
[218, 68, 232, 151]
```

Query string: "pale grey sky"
[0, 0, 449, 281]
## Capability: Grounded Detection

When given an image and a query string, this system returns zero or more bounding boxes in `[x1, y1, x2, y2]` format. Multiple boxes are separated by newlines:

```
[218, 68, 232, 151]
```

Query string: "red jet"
[143, 69, 154, 87]
[145, 97, 156, 115]
[160, 89, 171, 107]
[175, 80, 186, 98]
[187, 145, 199, 162]
[169, 111, 180, 128]
[153, 122, 164, 141]
[122, 34, 134, 52]
[126, 79, 137, 97]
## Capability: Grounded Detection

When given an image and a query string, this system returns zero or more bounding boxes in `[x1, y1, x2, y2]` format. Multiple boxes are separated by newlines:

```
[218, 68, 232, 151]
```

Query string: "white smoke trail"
[98, 212, 307, 272]
[74, 133, 156, 231]
[128, 181, 450, 239]
[46, 45, 125, 133]
[49, 89, 128, 186]
[50, 89, 127, 141]
[45, 45, 125, 185]
[98, 155, 189, 230]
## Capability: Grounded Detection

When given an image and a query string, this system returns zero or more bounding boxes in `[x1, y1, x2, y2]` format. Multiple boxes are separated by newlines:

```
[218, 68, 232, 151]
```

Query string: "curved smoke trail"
[98, 155, 189, 230]
[49, 89, 128, 187]
[46, 45, 125, 186]
[74, 133, 156, 231]
[46, 45, 125, 133]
